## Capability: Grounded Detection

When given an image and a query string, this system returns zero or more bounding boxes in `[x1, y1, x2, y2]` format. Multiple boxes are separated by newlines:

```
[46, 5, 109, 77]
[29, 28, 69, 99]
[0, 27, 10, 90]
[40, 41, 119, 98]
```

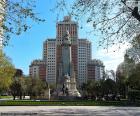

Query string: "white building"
[43, 39, 56, 85]
[78, 39, 91, 85]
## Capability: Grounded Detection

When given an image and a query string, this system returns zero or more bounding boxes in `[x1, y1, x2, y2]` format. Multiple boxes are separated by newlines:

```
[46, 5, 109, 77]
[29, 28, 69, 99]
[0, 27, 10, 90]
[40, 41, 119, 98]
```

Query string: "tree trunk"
[13, 95, 15, 100]
[20, 93, 22, 100]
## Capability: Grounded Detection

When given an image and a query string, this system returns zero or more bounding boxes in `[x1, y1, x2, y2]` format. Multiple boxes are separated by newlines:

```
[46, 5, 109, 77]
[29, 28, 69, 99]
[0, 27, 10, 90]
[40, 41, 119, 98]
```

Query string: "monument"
[57, 30, 81, 98]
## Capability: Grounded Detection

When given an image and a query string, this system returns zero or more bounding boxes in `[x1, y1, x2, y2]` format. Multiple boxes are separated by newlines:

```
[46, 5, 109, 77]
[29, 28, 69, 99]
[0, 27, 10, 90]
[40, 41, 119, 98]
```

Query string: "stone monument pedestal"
[56, 30, 81, 99]
[56, 74, 81, 99]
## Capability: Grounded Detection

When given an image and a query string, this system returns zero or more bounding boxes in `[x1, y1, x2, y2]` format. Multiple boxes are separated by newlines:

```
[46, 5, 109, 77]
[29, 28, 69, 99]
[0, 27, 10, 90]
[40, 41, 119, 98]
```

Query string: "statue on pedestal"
[57, 30, 81, 98]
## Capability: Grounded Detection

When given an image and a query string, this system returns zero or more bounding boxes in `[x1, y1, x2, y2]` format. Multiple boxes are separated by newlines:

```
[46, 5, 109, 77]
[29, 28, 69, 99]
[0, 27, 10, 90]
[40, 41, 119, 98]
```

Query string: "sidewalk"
[0, 106, 140, 116]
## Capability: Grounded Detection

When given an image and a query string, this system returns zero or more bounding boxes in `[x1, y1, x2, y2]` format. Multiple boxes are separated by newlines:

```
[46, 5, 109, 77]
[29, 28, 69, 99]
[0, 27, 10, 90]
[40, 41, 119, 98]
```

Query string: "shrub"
[128, 90, 140, 102]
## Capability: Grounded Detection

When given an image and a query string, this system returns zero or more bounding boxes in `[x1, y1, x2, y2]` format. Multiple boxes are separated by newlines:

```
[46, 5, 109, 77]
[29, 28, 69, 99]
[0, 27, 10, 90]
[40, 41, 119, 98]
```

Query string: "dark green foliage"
[0, 100, 139, 106]
[10, 80, 22, 100]
[128, 90, 140, 102]
[127, 63, 140, 90]
[81, 79, 117, 100]
[116, 52, 136, 98]
[103, 79, 117, 95]
[29, 78, 48, 99]
[10, 76, 48, 100]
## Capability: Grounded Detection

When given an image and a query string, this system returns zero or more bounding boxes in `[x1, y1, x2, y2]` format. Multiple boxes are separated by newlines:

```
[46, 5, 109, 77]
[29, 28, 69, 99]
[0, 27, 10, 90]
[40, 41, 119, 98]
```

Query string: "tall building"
[78, 39, 91, 85]
[56, 16, 78, 84]
[29, 59, 46, 81]
[87, 59, 104, 81]
[29, 16, 105, 87]
[43, 39, 56, 84]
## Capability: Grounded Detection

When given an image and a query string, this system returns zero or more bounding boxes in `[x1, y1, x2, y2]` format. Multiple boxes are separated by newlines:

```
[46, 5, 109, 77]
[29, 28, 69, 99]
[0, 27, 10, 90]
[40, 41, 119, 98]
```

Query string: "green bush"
[0, 100, 130, 106]
[128, 90, 140, 102]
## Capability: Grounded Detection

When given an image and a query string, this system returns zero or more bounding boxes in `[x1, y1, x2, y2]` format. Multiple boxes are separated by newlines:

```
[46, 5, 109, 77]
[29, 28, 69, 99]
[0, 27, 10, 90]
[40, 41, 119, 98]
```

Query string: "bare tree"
[0, 0, 45, 46]
[55, 0, 140, 48]
[127, 34, 140, 62]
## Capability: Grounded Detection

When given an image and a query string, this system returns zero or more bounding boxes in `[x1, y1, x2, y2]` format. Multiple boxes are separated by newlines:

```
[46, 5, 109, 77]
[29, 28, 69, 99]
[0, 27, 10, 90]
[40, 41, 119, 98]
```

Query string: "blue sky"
[4, 0, 129, 75]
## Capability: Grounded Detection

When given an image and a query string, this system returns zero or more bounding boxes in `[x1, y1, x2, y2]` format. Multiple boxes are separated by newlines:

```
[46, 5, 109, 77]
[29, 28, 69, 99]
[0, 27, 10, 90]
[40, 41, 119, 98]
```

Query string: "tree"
[81, 79, 117, 100]
[127, 34, 140, 63]
[116, 52, 135, 98]
[123, 53, 135, 78]
[116, 63, 127, 98]
[10, 69, 25, 100]
[127, 63, 140, 102]
[81, 80, 97, 99]
[0, 50, 15, 95]
[55, 0, 140, 48]
[0, 0, 45, 46]
[127, 63, 140, 90]
[28, 78, 48, 99]
[10, 79, 22, 100]
[103, 78, 117, 95]
[10, 76, 49, 100]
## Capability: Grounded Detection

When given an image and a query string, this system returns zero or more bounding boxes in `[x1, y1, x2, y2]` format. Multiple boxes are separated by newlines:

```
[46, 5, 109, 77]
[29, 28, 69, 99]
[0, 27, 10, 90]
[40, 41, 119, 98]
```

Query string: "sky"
[4, 0, 130, 75]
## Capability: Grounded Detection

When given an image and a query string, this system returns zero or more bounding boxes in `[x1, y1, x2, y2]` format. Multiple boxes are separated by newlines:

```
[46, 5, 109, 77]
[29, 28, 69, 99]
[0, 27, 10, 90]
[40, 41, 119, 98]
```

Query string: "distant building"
[87, 59, 105, 81]
[78, 39, 91, 85]
[43, 39, 56, 84]
[29, 59, 46, 81]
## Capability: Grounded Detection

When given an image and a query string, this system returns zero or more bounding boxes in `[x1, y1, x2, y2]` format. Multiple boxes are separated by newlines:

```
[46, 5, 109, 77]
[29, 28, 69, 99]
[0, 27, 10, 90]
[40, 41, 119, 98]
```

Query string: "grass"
[0, 96, 12, 99]
[0, 100, 139, 106]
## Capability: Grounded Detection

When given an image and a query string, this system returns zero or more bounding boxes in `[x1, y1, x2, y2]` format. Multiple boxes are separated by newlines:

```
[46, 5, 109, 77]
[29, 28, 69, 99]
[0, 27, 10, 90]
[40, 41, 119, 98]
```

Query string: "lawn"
[0, 100, 139, 106]
[0, 96, 12, 99]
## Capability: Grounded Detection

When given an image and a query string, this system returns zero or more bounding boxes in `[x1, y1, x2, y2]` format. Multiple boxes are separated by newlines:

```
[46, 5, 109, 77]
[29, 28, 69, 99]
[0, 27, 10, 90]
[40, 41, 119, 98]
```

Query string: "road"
[0, 106, 140, 116]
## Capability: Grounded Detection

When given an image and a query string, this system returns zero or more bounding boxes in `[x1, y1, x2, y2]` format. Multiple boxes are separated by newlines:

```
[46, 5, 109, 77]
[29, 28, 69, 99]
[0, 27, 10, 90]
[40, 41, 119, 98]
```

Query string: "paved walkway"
[0, 106, 140, 116]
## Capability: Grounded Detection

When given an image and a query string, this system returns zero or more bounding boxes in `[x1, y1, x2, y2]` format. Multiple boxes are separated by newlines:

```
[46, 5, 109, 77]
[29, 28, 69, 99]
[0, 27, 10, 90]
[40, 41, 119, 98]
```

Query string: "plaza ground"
[0, 106, 140, 116]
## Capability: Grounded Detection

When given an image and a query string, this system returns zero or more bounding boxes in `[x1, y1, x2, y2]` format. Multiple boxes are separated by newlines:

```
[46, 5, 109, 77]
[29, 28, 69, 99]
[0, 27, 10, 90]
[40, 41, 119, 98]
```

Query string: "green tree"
[81, 80, 96, 99]
[116, 52, 136, 98]
[127, 63, 140, 90]
[81, 80, 105, 99]
[127, 63, 140, 102]
[103, 79, 117, 95]
[0, 50, 15, 95]
[116, 70, 127, 98]
[29, 78, 48, 99]
[10, 70, 26, 100]
[10, 79, 22, 100]
[10, 77, 48, 100]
